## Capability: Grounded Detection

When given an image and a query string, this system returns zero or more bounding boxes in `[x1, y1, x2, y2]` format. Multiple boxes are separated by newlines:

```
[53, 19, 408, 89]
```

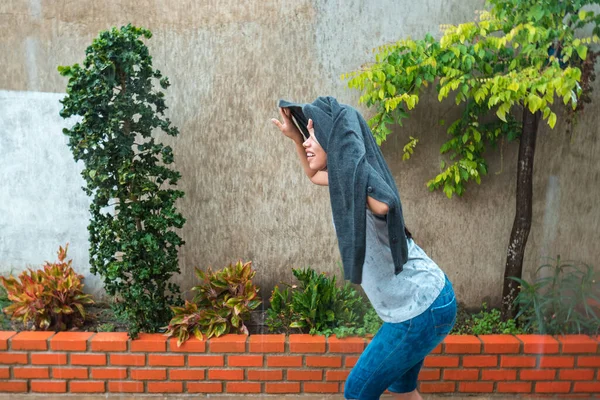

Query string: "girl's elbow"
[377, 203, 390, 215]
[368, 197, 389, 215]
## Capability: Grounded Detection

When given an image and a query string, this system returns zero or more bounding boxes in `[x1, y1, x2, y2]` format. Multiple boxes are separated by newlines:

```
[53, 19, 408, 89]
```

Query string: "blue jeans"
[344, 276, 456, 400]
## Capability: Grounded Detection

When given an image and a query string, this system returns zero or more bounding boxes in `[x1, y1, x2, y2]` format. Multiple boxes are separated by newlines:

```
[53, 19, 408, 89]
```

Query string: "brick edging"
[0, 332, 599, 395]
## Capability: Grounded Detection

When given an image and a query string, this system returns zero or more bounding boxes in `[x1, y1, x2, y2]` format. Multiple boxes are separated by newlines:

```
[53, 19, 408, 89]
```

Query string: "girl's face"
[303, 119, 327, 171]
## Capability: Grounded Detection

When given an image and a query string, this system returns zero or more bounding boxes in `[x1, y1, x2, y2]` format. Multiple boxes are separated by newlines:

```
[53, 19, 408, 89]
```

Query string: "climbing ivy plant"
[58, 25, 186, 337]
[343, 0, 599, 319]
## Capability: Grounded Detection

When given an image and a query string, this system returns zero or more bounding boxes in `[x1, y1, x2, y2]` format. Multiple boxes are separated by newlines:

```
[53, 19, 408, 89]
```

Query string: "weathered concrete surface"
[0, 0, 598, 308]
[0, 90, 102, 297]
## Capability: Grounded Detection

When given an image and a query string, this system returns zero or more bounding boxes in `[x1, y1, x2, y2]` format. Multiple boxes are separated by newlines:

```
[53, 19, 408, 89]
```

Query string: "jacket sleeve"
[365, 163, 397, 208]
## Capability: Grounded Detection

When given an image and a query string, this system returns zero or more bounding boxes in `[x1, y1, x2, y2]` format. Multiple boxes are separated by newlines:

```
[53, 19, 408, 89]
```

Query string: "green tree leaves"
[58, 25, 186, 338]
[344, 0, 599, 198]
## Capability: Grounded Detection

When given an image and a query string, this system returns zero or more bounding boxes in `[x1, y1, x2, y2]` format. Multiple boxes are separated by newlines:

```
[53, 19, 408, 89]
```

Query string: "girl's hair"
[404, 227, 413, 239]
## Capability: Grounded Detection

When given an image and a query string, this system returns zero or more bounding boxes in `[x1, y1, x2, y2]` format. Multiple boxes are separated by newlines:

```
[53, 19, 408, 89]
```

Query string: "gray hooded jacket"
[279, 96, 409, 284]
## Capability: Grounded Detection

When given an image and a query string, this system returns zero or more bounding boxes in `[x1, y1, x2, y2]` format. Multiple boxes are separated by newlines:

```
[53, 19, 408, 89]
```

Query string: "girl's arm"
[293, 164, 387, 214]
[367, 196, 389, 215]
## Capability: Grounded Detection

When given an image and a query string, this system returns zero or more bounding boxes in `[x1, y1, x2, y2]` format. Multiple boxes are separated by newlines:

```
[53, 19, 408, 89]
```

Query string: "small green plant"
[0, 244, 94, 331]
[362, 307, 383, 336]
[324, 307, 385, 339]
[511, 256, 600, 335]
[265, 285, 298, 334]
[451, 302, 525, 335]
[266, 267, 380, 337]
[289, 268, 362, 333]
[165, 261, 261, 345]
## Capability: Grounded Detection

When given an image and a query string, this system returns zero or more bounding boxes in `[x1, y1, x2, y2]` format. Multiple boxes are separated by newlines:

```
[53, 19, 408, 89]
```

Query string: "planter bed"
[0, 332, 598, 396]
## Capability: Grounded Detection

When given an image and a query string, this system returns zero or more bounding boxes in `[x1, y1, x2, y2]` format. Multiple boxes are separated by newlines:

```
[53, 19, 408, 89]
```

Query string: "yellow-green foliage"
[343, 0, 599, 198]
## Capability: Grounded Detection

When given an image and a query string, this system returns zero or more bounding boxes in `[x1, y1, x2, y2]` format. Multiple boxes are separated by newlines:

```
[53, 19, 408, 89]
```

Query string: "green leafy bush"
[451, 302, 525, 335]
[362, 307, 383, 336]
[58, 24, 185, 338]
[0, 244, 94, 331]
[165, 261, 261, 345]
[511, 256, 600, 335]
[266, 267, 381, 337]
[289, 268, 363, 333]
[265, 285, 297, 334]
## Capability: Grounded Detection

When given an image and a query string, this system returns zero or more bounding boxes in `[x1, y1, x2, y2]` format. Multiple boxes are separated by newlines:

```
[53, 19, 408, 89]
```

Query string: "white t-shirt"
[361, 209, 445, 323]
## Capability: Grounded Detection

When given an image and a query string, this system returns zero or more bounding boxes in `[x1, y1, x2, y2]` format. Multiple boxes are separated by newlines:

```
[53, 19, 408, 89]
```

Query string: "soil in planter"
[1, 300, 513, 336]
[0, 302, 128, 333]
[79, 303, 129, 332]
[0, 302, 271, 334]
[83, 307, 273, 335]
[247, 309, 269, 335]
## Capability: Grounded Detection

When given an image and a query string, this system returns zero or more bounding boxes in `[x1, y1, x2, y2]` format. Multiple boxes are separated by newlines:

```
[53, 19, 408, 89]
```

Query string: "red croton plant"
[165, 260, 261, 346]
[0, 244, 94, 331]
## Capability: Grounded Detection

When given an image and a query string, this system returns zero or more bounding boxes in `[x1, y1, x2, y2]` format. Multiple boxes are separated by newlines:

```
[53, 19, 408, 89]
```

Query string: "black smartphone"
[278, 100, 310, 140]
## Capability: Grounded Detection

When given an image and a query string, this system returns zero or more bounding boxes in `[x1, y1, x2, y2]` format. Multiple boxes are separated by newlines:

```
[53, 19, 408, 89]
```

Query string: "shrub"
[58, 24, 186, 338]
[289, 268, 359, 333]
[0, 244, 94, 331]
[362, 307, 383, 336]
[266, 267, 380, 337]
[451, 302, 525, 335]
[265, 285, 298, 334]
[165, 261, 261, 345]
[511, 256, 600, 335]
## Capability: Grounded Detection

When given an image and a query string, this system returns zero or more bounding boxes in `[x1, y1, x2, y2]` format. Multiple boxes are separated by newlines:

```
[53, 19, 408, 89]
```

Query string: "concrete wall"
[0, 0, 598, 307]
[0, 91, 101, 294]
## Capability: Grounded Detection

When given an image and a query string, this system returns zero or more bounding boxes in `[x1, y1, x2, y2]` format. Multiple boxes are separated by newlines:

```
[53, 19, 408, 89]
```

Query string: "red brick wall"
[0, 331, 599, 395]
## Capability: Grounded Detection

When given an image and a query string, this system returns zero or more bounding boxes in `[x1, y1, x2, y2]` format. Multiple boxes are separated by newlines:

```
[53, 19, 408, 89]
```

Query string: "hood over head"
[278, 96, 339, 152]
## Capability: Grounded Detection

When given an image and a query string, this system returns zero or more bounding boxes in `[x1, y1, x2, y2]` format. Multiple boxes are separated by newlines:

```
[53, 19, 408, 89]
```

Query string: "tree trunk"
[501, 109, 541, 320]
